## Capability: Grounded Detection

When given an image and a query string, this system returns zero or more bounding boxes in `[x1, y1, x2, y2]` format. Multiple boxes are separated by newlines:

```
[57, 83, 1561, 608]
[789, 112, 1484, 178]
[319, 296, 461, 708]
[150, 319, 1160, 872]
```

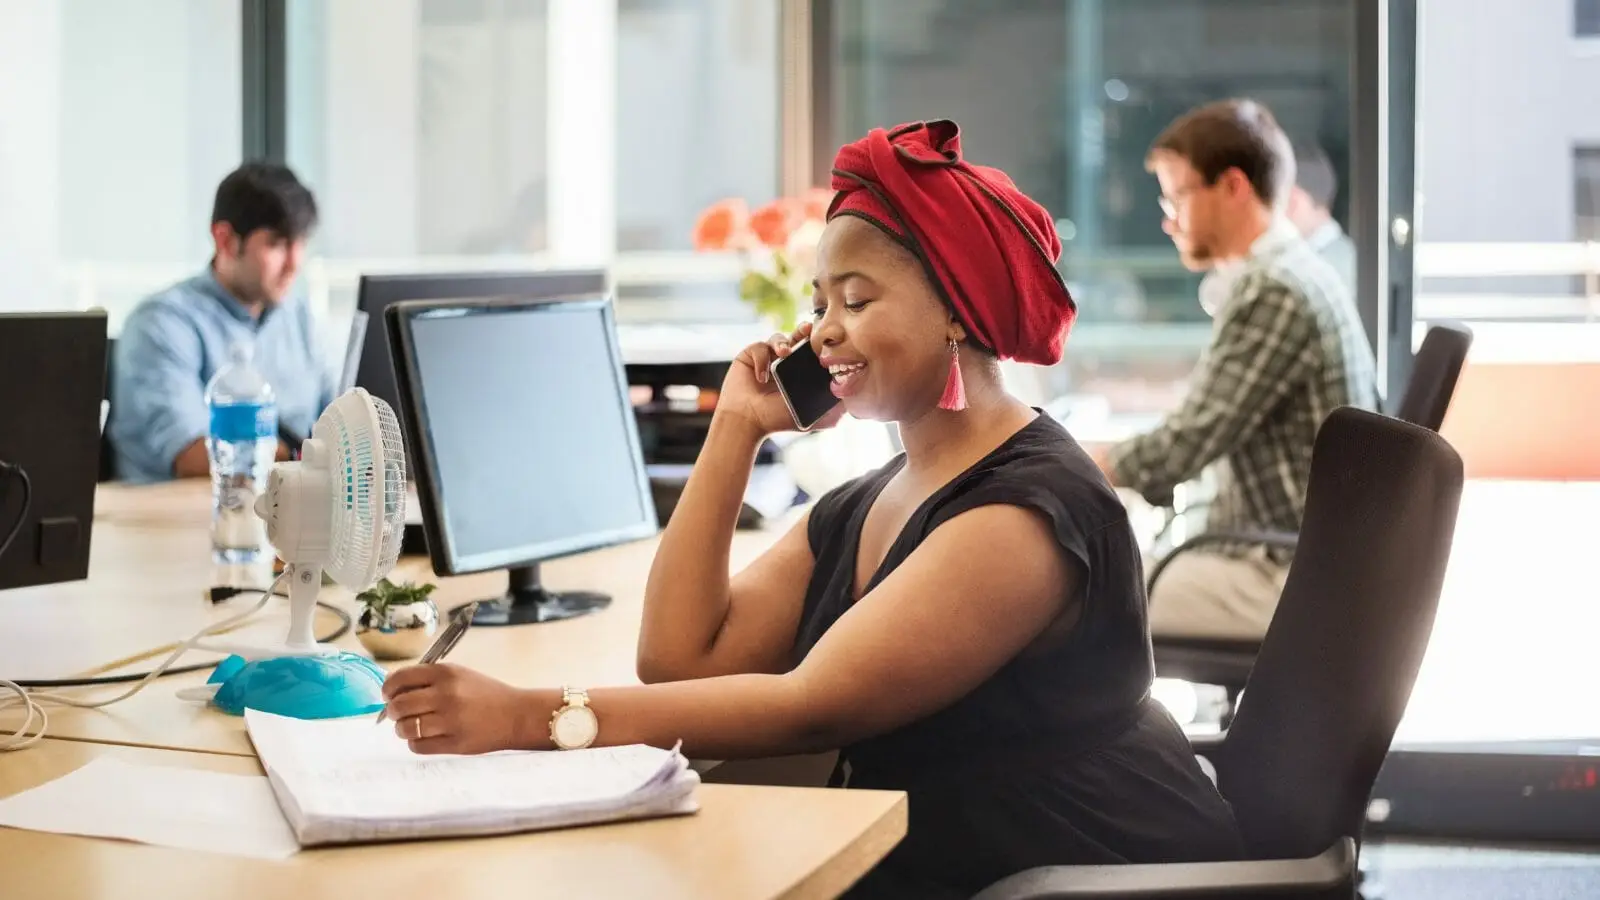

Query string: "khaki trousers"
[1147, 546, 1288, 642]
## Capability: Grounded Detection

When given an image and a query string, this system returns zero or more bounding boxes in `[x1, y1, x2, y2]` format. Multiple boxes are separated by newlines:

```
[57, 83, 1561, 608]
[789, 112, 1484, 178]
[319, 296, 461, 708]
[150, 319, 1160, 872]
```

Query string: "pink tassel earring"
[938, 339, 967, 411]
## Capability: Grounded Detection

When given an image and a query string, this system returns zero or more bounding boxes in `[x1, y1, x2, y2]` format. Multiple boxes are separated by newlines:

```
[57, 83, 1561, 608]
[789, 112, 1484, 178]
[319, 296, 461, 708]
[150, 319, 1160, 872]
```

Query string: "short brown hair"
[1148, 99, 1294, 209]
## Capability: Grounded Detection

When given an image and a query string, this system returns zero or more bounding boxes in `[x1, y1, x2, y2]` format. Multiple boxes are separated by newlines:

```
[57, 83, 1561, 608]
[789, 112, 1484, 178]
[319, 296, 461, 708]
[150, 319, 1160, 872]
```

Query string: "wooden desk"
[2, 739, 906, 900]
[1, 481, 790, 756]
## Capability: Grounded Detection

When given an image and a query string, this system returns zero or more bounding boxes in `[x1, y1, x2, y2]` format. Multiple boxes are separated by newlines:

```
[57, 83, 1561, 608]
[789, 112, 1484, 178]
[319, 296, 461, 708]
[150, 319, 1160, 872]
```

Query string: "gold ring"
[413, 717, 423, 740]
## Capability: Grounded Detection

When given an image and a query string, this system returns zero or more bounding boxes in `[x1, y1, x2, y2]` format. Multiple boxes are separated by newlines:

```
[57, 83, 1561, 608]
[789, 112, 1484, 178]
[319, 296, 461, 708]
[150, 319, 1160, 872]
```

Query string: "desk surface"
[2, 739, 906, 900]
[1, 480, 790, 756]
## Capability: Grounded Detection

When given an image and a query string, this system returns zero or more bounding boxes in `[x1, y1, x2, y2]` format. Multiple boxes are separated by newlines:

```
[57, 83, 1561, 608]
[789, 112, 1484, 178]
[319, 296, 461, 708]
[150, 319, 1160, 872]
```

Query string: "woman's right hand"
[719, 322, 838, 438]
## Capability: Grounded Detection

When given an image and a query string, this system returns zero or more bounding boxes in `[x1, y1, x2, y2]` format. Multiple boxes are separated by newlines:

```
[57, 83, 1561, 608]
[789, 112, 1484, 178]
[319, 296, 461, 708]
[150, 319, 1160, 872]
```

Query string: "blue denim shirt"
[109, 268, 334, 484]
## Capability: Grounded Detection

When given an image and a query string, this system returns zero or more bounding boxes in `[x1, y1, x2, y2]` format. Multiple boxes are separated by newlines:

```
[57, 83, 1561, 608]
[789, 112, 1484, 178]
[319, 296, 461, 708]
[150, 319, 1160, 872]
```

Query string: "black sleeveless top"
[796, 415, 1245, 899]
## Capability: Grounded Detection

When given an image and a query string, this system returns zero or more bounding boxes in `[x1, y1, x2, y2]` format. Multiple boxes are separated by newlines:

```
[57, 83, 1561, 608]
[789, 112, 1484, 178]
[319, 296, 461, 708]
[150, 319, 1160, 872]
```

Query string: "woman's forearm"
[513, 674, 833, 760]
[636, 411, 766, 680]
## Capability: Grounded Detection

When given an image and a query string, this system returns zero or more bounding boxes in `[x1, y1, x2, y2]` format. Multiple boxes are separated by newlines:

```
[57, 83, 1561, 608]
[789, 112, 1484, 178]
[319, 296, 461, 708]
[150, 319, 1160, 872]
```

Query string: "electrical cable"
[0, 459, 362, 750]
[0, 570, 292, 751]
[0, 461, 31, 563]
[6, 598, 353, 688]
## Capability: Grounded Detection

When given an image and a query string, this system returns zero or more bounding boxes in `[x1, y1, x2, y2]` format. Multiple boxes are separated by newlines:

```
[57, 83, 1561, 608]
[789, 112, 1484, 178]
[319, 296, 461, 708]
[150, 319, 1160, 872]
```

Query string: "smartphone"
[770, 339, 841, 431]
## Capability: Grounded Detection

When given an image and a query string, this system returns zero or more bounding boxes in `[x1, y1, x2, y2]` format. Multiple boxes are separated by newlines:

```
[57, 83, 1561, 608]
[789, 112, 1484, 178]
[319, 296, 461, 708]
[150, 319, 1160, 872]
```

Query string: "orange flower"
[800, 187, 834, 221]
[692, 198, 753, 252]
[749, 199, 800, 249]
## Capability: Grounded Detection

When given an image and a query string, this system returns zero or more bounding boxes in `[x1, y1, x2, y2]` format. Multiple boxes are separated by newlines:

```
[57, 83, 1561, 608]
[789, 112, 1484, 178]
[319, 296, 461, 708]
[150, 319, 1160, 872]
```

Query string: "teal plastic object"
[208, 651, 388, 719]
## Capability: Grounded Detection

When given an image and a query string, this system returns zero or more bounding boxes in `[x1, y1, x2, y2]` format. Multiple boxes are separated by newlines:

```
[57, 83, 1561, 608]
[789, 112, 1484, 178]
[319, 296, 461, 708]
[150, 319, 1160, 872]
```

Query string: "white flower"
[785, 218, 827, 274]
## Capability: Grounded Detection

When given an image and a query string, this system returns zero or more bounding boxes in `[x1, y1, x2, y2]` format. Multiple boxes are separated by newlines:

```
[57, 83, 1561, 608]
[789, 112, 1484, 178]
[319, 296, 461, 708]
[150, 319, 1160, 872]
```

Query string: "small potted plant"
[354, 578, 440, 660]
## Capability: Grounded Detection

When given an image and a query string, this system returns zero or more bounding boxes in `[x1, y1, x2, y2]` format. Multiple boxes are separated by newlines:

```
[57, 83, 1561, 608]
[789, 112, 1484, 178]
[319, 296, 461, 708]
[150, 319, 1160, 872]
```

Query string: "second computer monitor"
[385, 293, 658, 627]
[354, 269, 608, 428]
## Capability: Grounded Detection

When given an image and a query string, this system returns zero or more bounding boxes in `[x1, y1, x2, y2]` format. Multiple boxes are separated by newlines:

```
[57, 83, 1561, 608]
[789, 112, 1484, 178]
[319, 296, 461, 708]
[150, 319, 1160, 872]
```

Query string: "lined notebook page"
[243, 709, 697, 844]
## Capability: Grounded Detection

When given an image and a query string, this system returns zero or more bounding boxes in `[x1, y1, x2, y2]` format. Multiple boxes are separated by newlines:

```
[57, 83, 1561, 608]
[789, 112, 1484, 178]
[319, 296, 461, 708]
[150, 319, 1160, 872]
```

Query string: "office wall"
[0, 0, 240, 315]
[1441, 363, 1600, 480]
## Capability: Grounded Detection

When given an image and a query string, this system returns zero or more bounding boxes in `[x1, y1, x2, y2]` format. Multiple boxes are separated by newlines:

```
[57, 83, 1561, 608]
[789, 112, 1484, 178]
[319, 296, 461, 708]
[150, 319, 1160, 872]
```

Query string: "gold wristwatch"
[548, 686, 599, 750]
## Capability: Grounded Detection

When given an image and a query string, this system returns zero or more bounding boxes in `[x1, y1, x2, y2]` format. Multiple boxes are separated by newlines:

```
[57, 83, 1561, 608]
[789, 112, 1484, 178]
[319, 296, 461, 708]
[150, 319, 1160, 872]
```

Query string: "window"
[284, 0, 553, 343]
[615, 0, 781, 252]
[1577, 147, 1600, 241]
[1577, 0, 1600, 38]
[818, 0, 1354, 416]
[286, 0, 550, 262]
[0, 0, 241, 321]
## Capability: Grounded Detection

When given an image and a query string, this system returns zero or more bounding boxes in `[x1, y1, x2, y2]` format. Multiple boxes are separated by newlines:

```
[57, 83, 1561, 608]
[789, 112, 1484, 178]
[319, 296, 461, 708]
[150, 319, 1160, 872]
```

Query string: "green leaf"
[356, 578, 436, 613]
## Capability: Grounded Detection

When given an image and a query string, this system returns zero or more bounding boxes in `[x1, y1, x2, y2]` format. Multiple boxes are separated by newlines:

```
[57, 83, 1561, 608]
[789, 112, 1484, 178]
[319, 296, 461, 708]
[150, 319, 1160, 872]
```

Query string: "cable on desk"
[0, 570, 294, 752]
[7, 599, 353, 688]
[0, 462, 352, 751]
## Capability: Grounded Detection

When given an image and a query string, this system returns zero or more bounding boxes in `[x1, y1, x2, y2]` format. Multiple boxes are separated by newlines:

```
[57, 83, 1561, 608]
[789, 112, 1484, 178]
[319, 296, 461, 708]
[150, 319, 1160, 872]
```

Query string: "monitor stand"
[468, 563, 611, 626]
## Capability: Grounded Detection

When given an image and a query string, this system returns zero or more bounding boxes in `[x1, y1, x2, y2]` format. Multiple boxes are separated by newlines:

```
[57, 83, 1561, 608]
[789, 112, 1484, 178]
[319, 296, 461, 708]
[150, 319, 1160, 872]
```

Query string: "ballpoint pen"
[375, 601, 479, 724]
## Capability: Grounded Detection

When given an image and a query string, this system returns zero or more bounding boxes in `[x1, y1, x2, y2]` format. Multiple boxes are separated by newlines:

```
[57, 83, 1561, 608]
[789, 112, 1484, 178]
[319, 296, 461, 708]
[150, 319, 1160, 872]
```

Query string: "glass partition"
[815, 0, 1362, 424]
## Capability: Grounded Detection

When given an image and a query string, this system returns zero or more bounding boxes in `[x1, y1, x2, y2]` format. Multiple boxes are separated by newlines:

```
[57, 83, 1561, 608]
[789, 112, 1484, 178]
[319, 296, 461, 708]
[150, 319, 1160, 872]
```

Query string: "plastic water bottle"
[206, 341, 278, 565]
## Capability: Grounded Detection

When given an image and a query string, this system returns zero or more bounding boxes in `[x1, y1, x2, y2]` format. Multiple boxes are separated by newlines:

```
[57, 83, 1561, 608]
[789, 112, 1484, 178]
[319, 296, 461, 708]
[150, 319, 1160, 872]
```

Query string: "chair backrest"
[1210, 406, 1463, 860]
[1392, 322, 1472, 430]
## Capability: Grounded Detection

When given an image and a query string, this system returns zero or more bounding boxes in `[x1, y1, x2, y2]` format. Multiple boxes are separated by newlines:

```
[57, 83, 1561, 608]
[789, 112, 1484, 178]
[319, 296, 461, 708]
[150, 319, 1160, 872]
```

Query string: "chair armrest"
[1147, 529, 1299, 592]
[970, 838, 1355, 900]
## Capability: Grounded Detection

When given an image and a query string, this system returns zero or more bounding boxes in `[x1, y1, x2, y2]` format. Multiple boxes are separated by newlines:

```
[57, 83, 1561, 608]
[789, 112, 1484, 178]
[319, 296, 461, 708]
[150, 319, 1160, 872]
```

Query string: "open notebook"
[243, 708, 700, 847]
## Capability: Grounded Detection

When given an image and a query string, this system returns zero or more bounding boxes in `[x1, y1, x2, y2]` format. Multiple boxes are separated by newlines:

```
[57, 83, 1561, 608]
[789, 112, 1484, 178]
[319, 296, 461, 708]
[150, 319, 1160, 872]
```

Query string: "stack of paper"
[244, 708, 699, 847]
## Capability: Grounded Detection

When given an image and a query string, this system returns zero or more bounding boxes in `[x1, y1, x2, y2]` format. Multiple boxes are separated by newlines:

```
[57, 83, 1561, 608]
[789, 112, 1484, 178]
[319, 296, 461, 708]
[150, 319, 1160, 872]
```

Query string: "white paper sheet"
[0, 756, 299, 860]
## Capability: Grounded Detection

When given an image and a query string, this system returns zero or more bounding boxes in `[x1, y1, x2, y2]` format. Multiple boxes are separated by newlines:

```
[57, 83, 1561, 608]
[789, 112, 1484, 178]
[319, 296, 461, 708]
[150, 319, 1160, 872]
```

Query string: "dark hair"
[1148, 99, 1295, 209]
[1293, 142, 1338, 209]
[211, 162, 318, 242]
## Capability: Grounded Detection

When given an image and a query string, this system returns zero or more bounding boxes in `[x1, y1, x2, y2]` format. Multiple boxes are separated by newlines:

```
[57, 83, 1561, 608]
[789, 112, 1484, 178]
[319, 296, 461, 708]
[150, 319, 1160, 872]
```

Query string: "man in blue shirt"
[109, 163, 334, 484]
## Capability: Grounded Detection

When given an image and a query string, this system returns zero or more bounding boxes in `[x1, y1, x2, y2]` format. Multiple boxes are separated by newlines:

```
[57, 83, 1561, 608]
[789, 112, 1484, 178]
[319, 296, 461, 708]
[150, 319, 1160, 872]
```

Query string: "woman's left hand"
[381, 663, 544, 755]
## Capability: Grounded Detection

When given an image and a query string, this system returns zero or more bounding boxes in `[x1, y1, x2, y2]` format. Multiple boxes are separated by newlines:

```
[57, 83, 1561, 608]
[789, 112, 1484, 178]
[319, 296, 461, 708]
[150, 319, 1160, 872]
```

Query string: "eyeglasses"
[1158, 185, 1199, 221]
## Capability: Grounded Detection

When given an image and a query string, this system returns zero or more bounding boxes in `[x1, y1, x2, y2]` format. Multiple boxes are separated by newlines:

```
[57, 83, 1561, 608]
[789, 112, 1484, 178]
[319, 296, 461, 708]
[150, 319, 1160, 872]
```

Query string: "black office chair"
[972, 406, 1464, 900]
[1148, 322, 1472, 698]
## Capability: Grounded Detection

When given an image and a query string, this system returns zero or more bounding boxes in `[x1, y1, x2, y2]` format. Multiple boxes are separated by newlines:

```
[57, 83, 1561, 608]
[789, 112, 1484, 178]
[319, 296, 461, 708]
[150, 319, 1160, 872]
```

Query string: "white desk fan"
[181, 388, 409, 719]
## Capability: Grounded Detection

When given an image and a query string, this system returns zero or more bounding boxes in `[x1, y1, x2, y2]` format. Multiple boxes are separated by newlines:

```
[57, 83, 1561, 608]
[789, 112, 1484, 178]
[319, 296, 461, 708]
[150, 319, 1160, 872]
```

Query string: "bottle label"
[210, 402, 277, 443]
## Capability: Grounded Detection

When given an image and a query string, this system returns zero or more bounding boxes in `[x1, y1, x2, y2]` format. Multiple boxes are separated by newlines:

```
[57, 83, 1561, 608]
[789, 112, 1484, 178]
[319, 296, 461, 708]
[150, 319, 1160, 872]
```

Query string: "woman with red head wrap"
[379, 122, 1244, 898]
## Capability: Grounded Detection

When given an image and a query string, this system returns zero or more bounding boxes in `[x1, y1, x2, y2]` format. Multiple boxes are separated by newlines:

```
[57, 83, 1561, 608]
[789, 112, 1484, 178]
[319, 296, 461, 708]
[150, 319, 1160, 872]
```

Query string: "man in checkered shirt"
[1101, 99, 1379, 641]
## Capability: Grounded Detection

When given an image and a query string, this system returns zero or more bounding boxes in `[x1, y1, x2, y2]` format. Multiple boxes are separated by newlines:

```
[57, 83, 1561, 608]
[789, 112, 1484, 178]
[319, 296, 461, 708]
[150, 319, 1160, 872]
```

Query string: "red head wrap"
[827, 120, 1077, 366]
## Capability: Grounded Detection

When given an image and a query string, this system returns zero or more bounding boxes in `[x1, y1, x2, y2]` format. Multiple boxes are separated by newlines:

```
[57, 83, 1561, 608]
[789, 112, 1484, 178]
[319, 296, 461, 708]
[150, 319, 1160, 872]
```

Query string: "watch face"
[554, 706, 598, 748]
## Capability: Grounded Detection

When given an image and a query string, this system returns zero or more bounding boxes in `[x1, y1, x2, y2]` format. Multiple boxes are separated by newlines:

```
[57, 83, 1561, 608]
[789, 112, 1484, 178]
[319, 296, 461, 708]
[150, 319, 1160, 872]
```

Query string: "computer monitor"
[354, 269, 608, 430]
[385, 293, 658, 627]
[0, 311, 108, 591]
[337, 309, 368, 395]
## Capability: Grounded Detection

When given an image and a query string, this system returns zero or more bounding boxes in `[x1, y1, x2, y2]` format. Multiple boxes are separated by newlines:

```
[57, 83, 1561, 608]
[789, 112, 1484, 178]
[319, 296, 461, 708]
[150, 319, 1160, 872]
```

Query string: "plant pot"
[355, 599, 440, 661]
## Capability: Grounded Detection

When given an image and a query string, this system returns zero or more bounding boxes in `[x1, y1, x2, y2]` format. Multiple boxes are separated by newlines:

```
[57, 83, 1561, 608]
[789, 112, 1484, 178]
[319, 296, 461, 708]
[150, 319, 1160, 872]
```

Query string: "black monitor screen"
[395, 297, 655, 574]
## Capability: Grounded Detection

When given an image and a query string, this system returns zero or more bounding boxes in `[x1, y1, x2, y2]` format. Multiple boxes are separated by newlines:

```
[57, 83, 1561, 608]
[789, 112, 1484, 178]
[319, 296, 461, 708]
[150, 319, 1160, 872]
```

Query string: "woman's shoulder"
[950, 415, 1126, 527]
